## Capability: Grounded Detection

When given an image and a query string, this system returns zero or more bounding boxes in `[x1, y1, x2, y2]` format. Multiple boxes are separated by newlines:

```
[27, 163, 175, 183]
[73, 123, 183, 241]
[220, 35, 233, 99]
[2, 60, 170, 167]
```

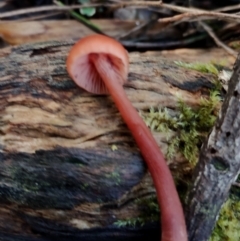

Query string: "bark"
[0, 40, 226, 241]
[186, 53, 240, 241]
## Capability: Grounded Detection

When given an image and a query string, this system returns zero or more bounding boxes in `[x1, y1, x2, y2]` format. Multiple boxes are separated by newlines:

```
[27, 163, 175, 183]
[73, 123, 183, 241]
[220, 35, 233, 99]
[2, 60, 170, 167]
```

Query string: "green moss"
[142, 90, 221, 165]
[10, 166, 50, 192]
[229, 41, 240, 51]
[81, 183, 89, 190]
[210, 197, 240, 241]
[114, 195, 159, 227]
[114, 218, 146, 228]
[105, 171, 121, 186]
[174, 61, 219, 75]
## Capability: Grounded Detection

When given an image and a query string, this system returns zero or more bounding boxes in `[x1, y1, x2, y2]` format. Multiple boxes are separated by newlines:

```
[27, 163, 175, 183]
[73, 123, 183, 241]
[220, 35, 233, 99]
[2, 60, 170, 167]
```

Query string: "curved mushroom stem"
[90, 54, 188, 241]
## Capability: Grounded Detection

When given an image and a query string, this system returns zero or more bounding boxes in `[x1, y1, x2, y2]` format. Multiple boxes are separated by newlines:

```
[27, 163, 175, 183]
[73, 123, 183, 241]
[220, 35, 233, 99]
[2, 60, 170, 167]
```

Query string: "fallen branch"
[186, 53, 240, 241]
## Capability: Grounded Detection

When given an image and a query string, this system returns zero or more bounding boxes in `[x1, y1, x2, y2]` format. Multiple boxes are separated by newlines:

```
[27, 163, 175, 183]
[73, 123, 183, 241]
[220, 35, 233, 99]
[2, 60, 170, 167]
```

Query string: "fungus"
[66, 34, 187, 241]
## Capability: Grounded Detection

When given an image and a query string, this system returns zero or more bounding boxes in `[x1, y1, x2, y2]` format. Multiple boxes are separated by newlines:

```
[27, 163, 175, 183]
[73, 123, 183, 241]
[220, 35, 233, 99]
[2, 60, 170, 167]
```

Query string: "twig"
[157, 12, 234, 25]
[0, 2, 7, 8]
[215, 4, 240, 13]
[199, 21, 238, 57]
[117, 19, 156, 40]
[53, 1, 103, 34]
[158, 12, 196, 23]
[232, 182, 240, 188]
[108, 0, 163, 8]
[158, 4, 240, 23]
[15, 11, 64, 22]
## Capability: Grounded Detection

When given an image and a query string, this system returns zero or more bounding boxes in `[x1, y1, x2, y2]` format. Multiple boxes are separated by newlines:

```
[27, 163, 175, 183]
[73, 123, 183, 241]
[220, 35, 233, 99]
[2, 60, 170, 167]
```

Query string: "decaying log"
[186, 53, 240, 241]
[0, 40, 228, 240]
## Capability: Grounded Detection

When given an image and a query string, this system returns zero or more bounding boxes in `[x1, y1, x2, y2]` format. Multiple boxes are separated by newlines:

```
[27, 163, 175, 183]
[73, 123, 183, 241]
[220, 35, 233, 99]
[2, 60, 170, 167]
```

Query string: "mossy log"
[0, 41, 225, 241]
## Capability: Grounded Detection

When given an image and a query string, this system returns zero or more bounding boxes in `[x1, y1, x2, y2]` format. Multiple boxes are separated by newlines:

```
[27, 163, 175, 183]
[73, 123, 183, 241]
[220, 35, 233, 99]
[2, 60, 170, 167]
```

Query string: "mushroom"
[66, 34, 187, 241]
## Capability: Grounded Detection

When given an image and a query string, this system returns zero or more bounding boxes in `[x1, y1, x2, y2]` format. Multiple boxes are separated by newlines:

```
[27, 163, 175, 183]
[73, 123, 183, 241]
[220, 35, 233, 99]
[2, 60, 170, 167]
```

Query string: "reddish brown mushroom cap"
[66, 34, 129, 94]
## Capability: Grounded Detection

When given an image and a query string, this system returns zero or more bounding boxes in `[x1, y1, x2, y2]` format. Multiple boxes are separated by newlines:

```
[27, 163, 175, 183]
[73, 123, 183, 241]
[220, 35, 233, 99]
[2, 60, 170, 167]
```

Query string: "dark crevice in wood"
[233, 90, 238, 97]
[210, 157, 229, 171]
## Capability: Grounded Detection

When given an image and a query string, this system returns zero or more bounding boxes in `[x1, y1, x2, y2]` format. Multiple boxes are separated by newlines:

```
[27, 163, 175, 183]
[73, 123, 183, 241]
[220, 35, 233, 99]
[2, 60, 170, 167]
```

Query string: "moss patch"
[210, 197, 240, 241]
[174, 61, 219, 75]
[142, 90, 221, 165]
[114, 195, 159, 227]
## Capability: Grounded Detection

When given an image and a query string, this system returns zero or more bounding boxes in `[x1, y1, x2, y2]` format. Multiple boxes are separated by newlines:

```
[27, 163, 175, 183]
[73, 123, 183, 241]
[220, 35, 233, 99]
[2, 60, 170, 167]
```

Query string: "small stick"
[215, 4, 240, 13]
[162, 3, 240, 24]
[199, 21, 238, 57]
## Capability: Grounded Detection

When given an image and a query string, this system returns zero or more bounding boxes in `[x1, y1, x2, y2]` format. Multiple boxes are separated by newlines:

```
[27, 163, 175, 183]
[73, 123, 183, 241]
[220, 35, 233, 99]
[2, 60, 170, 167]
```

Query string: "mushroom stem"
[91, 54, 187, 241]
